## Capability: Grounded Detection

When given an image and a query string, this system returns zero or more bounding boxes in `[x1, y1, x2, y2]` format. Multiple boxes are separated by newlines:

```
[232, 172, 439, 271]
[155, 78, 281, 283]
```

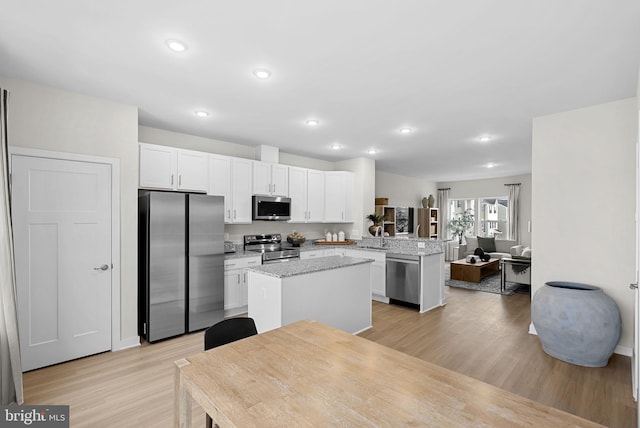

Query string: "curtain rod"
[437, 187, 451, 190]
[504, 183, 521, 186]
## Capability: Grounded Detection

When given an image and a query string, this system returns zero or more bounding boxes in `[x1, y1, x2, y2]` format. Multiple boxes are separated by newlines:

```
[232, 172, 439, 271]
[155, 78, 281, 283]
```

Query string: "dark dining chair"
[203, 317, 258, 428]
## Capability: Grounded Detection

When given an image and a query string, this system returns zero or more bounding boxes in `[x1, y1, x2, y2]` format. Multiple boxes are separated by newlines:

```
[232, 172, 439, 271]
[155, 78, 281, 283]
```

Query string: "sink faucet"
[375, 226, 382, 237]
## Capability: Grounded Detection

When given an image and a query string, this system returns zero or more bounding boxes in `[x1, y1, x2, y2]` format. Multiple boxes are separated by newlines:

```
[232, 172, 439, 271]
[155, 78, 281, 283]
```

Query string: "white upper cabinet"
[177, 149, 208, 192]
[252, 161, 289, 197]
[289, 167, 325, 223]
[230, 158, 253, 223]
[208, 154, 253, 224]
[324, 171, 355, 223]
[139, 143, 208, 192]
[139, 143, 177, 190]
[208, 154, 232, 223]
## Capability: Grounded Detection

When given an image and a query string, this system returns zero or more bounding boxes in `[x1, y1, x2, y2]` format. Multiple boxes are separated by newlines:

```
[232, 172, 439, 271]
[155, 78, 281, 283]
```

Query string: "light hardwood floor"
[23, 286, 636, 427]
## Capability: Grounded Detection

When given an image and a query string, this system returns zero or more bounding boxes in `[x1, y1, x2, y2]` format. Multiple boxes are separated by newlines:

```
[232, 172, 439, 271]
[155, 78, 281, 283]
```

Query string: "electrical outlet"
[418, 242, 426, 249]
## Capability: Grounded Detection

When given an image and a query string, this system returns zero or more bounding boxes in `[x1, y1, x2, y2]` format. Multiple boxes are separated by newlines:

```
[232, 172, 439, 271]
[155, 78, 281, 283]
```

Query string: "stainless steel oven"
[244, 234, 300, 264]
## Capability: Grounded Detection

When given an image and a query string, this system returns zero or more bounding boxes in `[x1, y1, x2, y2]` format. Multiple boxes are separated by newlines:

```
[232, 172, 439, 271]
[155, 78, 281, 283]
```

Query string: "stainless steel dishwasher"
[386, 253, 421, 305]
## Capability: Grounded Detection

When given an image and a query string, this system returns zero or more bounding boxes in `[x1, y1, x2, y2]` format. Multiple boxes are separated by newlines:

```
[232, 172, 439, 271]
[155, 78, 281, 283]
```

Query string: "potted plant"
[447, 208, 474, 244]
[366, 213, 386, 236]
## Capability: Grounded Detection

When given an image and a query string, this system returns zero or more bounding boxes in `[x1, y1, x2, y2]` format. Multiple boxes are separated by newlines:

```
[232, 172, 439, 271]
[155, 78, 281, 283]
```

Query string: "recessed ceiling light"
[253, 69, 271, 79]
[166, 39, 188, 52]
[367, 149, 377, 155]
[479, 136, 491, 142]
[331, 143, 341, 150]
[399, 127, 412, 134]
[486, 163, 495, 168]
[194, 111, 209, 117]
[306, 119, 319, 126]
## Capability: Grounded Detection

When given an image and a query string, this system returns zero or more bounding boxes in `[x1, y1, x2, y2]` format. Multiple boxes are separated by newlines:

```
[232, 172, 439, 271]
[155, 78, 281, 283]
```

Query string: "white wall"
[437, 174, 532, 246]
[375, 171, 437, 208]
[532, 98, 637, 350]
[0, 76, 139, 348]
[374, 171, 437, 234]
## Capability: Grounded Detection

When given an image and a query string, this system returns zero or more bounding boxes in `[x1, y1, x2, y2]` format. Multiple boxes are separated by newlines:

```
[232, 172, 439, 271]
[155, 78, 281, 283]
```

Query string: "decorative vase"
[427, 194, 434, 208]
[368, 225, 379, 236]
[531, 281, 621, 367]
[421, 197, 429, 208]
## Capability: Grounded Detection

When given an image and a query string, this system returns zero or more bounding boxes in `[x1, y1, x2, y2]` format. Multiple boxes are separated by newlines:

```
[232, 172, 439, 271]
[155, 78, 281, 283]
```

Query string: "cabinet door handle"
[233, 209, 237, 219]
[272, 184, 275, 193]
[227, 210, 231, 220]
[171, 174, 174, 185]
[237, 274, 240, 284]
[179, 174, 182, 186]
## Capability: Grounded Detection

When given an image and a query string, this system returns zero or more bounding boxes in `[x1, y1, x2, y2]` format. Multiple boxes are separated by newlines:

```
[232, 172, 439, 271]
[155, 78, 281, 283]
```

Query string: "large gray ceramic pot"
[531, 281, 621, 367]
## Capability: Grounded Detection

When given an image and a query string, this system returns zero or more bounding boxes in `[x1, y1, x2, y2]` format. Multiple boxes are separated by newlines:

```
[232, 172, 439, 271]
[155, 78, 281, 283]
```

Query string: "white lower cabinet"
[344, 249, 386, 300]
[224, 256, 261, 316]
[300, 249, 325, 260]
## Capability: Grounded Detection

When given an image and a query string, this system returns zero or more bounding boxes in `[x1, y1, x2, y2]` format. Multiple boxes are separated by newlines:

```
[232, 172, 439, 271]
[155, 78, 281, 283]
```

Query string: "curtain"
[0, 88, 23, 404]
[506, 183, 520, 242]
[437, 188, 450, 240]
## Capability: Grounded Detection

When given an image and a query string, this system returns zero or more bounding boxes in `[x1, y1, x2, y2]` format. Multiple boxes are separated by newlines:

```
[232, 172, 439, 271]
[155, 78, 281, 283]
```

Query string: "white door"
[11, 155, 112, 371]
[635, 138, 640, 424]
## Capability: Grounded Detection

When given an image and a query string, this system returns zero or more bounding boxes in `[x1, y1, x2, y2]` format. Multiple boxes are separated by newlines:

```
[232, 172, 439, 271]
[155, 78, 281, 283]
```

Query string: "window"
[448, 197, 510, 239]
[477, 197, 508, 238]
[448, 199, 475, 240]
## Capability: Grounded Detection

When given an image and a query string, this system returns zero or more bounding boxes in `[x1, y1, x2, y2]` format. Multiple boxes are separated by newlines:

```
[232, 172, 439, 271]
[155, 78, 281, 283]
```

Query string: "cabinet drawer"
[225, 256, 262, 270]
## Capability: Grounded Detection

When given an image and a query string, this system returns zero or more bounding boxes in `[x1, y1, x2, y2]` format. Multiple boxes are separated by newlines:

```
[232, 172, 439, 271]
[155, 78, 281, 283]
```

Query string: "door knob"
[94, 264, 109, 271]
[630, 283, 638, 290]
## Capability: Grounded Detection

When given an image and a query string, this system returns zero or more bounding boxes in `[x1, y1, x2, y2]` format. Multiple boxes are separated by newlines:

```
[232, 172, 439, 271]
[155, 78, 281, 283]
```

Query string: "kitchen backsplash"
[224, 222, 360, 244]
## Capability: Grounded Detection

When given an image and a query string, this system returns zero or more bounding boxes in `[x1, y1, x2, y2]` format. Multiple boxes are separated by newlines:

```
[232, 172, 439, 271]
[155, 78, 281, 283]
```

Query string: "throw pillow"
[464, 236, 478, 250]
[477, 236, 496, 253]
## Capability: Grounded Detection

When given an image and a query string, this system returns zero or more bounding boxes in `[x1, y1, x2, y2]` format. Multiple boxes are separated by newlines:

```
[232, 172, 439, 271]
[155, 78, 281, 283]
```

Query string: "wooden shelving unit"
[418, 207, 439, 239]
[375, 205, 396, 236]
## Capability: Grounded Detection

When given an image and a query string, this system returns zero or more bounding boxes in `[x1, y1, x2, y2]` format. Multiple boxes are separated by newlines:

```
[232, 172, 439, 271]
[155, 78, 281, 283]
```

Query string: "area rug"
[445, 264, 529, 296]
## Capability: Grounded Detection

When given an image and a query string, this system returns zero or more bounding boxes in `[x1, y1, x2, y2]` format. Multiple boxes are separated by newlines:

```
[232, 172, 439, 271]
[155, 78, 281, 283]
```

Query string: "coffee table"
[450, 258, 500, 283]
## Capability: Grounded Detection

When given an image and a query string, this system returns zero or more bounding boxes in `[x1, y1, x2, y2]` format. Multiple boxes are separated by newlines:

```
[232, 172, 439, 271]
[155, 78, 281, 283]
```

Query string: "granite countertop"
[224, 250, 262, 261]
[226, 237, 444, 261]
[246, 255, 373, 279]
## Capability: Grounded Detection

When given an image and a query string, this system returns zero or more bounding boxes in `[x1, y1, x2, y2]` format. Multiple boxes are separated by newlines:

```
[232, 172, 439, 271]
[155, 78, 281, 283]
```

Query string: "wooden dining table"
[174, 319, 602, 427]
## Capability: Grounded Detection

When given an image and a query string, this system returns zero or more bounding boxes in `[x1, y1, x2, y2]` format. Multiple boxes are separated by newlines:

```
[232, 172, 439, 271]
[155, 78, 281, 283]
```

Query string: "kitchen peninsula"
[246, 256, 373, 334]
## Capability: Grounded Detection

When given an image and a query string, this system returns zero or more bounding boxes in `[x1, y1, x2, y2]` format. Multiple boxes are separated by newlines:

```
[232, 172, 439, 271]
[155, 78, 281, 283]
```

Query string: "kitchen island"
[246, 256, 373, 334]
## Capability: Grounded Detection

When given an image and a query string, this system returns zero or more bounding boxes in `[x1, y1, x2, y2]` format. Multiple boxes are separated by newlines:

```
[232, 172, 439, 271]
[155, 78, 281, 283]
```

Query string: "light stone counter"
[246, 255, 373, 278]
[247, 256, 373, 335]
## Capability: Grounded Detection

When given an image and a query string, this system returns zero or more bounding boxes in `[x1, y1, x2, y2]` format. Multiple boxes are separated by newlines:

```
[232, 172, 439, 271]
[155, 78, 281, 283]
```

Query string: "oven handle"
[263, 256, 300, 264]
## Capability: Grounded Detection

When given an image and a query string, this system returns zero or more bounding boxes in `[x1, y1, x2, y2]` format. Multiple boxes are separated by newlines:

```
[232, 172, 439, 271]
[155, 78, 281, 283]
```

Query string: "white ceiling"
[1, 1, 639, 181]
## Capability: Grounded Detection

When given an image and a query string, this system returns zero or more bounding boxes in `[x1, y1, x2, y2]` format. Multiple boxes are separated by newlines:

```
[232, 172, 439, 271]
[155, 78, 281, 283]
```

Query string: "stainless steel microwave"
[252, 195, 291, 221]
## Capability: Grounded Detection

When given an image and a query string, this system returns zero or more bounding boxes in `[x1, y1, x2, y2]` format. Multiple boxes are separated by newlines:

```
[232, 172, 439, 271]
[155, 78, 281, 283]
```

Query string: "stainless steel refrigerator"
[138, 191, 225, 342]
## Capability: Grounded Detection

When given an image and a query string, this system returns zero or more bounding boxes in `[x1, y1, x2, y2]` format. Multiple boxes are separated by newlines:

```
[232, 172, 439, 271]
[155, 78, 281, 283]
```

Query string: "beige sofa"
[458, 236, 522, 260]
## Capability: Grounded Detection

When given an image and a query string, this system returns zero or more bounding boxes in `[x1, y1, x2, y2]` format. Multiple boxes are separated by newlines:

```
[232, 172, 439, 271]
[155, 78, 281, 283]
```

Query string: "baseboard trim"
[614, 345, 633, 357]
[113, 336, 140, 351]
[528, 322, 632, 357]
